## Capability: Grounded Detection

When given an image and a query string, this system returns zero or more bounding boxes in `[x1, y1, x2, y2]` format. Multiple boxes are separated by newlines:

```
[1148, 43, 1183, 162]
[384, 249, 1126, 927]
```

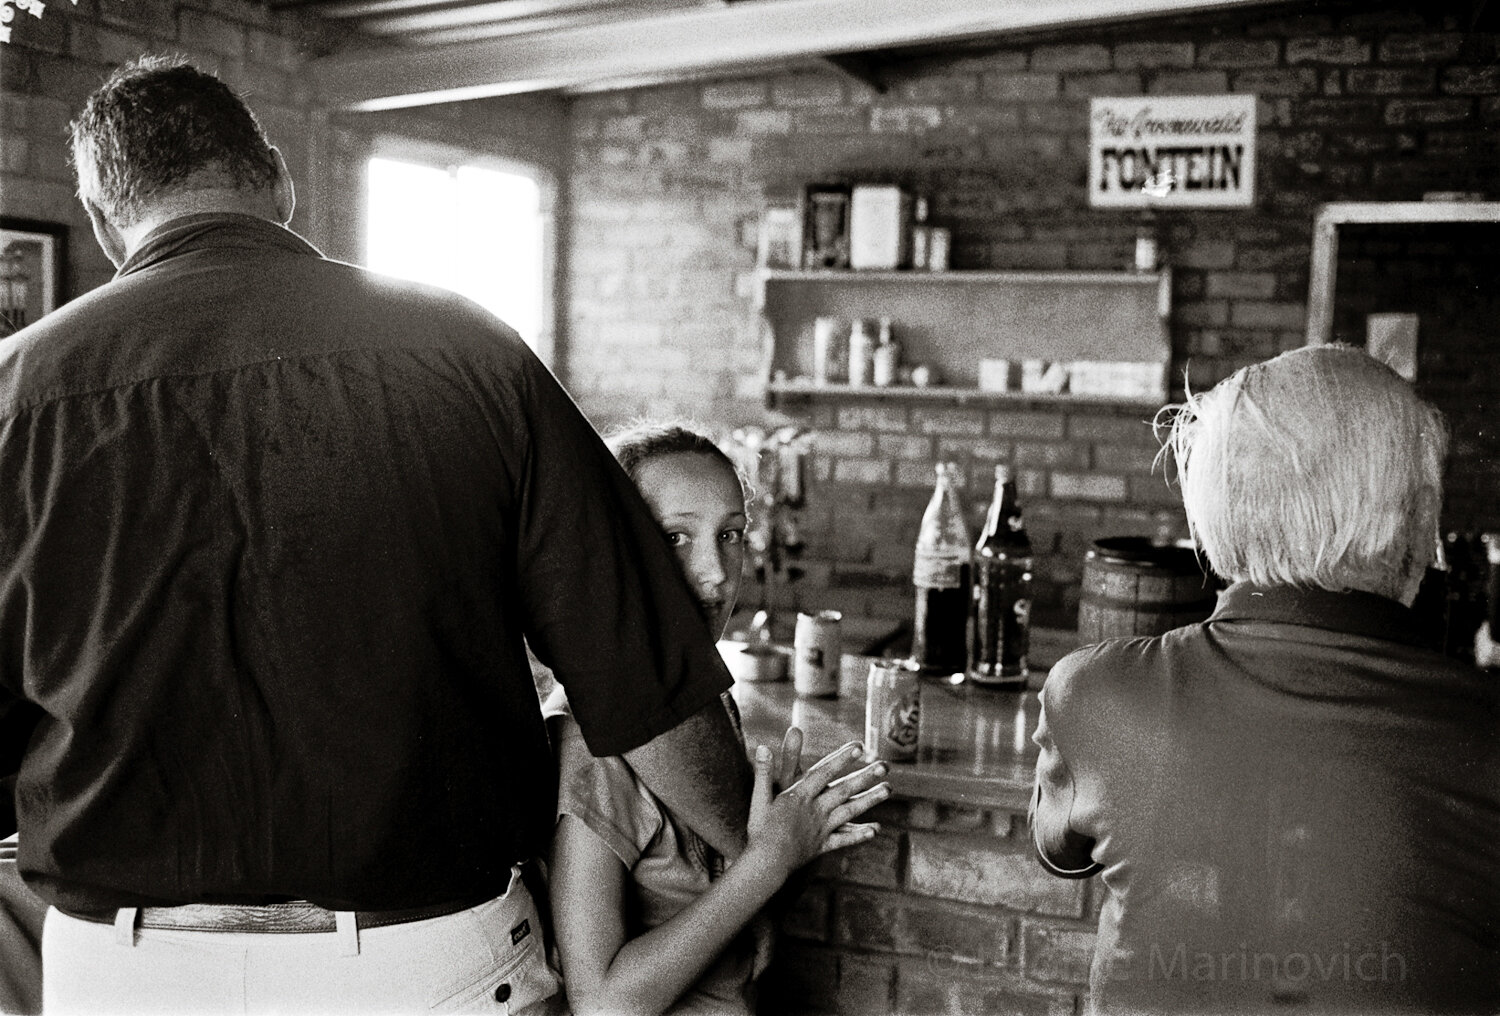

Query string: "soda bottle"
[968, 464, 1033, 688]
[912, 462, 971, 680]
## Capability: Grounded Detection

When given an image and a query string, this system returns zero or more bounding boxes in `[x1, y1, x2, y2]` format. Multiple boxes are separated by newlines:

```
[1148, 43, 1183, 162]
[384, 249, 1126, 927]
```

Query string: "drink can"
[793, 610, 842, 698]
[865, 658, 920, 762]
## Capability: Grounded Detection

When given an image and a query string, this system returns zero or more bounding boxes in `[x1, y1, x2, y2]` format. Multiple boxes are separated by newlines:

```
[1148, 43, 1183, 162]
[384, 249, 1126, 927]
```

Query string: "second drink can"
[865, 658, 920, 762]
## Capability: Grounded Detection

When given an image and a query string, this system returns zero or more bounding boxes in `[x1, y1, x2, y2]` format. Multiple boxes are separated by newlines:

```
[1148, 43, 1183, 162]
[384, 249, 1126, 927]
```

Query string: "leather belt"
[66, 894, 493, 934]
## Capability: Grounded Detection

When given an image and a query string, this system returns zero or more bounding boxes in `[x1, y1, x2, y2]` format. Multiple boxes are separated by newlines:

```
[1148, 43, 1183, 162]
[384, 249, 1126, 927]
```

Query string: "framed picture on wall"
[0, 217, 67, 339]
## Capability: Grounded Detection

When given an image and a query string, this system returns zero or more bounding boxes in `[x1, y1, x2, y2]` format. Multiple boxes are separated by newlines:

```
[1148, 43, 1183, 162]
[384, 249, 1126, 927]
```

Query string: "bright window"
[366, 156, 544, 351]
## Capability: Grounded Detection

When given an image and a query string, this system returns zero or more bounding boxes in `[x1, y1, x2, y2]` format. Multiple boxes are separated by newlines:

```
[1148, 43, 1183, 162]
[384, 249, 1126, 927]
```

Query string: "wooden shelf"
[766, 379, 1166, 410]
[758, 267, 1169, 292]
[757, 267, 1173, 395]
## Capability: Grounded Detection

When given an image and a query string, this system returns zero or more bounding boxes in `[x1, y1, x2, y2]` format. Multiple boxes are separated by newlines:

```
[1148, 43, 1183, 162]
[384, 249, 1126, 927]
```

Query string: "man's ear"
[269, 146, 295, 225]
[84, 199, 128, 268]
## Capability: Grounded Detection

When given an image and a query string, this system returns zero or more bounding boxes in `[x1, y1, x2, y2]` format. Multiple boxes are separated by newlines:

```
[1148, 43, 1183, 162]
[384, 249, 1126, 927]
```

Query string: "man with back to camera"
[1030, 345, 1500, 1014]
[0, 56, 755, 1013]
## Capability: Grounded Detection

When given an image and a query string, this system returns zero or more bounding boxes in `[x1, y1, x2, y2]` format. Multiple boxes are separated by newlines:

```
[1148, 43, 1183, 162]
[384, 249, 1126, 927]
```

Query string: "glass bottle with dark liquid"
[968, 464, 1033, 688]
[912, 462, 971, 681]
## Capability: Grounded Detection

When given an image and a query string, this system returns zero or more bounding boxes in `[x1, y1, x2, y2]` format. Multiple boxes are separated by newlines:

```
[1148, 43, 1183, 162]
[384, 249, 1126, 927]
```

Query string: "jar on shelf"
[872, 318, 900, 386]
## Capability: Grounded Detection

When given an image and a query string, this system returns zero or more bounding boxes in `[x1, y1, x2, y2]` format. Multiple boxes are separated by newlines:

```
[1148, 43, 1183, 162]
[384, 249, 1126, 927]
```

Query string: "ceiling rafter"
[309, 0, 1290, 111]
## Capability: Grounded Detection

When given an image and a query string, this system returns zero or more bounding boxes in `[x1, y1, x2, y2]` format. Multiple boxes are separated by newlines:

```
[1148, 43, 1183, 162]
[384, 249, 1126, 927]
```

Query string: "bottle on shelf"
[910, 196, 930, 270]
[848, 318, 874, 387]
[968, 464, 1033, 688]
[1134, 209, 1159, 272]
[912, 462, 971, 682]
[1485, 533, 1499, 632]
[1439, 531, 1486, 661]
[1482, 533, 1499, 670]
[872, 317, 900, 387]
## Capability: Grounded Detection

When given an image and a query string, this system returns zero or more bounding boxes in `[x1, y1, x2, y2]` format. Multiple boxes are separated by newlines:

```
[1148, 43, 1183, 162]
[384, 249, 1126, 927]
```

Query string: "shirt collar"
[1208, 581, 1431, 648]
[117, 213, 322, 280]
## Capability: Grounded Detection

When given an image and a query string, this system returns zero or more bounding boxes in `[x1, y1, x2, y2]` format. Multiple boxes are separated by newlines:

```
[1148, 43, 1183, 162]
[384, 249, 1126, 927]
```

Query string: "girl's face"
[635, 452, 747, 639]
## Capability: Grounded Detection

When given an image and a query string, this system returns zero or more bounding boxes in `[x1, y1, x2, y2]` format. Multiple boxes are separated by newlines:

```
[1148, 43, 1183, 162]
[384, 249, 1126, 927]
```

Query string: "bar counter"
[725, 628, 1100, 1015]
[726, 628, 1078, 811]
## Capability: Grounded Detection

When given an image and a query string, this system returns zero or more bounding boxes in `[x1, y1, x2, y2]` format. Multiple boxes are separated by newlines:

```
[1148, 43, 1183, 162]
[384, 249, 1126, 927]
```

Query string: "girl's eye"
[666, 532, 689, 547]
[720, 529, 746, 545]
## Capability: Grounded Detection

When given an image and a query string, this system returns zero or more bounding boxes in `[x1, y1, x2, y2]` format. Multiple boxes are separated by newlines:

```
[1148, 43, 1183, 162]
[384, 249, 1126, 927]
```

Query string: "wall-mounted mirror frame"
[1305, 200, 1500, 345]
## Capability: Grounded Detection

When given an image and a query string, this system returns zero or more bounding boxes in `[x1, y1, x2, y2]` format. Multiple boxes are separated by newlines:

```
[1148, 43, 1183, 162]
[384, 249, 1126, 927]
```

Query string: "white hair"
[1159, 345, 1448, 600]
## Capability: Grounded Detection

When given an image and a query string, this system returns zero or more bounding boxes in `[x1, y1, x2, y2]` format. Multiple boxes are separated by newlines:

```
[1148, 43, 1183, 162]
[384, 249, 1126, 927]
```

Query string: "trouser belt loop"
[114, 907, 139, 947]
[335, 909, 360, 956]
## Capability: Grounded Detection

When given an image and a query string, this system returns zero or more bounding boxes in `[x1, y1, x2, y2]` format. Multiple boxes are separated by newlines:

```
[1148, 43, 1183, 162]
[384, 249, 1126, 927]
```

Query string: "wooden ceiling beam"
[309, 0, 1287, 111]
[315, 0, 655, 24]
[355, 0, 696, 36]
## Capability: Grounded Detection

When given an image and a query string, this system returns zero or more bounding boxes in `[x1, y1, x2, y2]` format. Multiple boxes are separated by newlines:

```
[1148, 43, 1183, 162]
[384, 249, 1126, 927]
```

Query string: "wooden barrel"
[1077, 536, 1220, 643]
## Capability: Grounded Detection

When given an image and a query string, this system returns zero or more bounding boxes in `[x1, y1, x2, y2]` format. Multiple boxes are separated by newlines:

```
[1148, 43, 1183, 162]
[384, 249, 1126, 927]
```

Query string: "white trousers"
[42, 866, 561, 1015]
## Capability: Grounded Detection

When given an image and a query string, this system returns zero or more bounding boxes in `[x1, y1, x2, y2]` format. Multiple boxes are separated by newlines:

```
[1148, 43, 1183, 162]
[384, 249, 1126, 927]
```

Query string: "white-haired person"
[1030, 345, 1499, 1014]
[544, 422, 889, 1016]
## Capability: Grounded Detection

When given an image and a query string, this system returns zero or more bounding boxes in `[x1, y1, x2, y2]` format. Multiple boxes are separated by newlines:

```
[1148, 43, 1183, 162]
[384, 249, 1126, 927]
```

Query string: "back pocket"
[429, 925, 561, 1014]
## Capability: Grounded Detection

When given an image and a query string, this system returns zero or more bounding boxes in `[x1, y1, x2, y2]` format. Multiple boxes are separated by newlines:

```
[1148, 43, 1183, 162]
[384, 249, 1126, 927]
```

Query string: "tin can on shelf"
[928, 228, 951, 271]
[865, 658, 921, 762]
[793, 610, 842, 698]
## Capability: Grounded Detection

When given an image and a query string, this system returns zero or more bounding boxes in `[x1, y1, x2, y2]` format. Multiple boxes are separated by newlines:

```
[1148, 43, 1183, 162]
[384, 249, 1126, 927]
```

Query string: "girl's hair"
[604, 421, 747, 501]
[1158, 344, 1447, 600]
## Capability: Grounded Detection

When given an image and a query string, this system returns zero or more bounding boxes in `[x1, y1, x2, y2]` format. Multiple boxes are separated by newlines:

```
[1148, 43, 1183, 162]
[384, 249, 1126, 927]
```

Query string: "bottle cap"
[994, 463, 1012, 483]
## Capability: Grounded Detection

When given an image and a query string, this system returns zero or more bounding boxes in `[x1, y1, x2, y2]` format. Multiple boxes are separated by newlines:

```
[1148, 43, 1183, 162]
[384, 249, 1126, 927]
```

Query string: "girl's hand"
[771, 727, 879, 849]
[745, 740, 889, 883]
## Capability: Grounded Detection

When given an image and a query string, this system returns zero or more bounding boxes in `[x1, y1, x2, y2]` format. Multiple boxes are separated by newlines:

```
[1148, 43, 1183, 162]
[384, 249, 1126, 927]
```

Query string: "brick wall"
[564, 0, 1500, 631]
[779, 395, 1183, 629]
[0, 9, 564, 286]
[0, 0, 336, 289]
[760, 794, 1101, 1015]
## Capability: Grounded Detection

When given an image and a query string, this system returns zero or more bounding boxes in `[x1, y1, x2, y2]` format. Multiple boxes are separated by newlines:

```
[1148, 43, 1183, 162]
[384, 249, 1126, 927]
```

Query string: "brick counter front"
[733, 636, 1099, 1015]
[759, 795, 1101, 1016]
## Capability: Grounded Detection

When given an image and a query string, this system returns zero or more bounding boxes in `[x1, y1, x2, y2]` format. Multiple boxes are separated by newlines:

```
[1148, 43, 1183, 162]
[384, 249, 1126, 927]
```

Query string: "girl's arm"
[551, 739, 888, 1016]
[624, 698, 753, 860]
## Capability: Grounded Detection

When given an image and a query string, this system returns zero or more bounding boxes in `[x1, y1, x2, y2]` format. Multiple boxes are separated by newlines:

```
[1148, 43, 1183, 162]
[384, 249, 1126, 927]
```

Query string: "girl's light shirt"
[545, 693, 772, 1016]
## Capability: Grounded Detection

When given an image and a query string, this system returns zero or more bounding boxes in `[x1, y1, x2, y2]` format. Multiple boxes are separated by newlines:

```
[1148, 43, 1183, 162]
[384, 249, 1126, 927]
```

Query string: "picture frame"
[757, 198, 803, 270]
[1, 217, 67, 339]
[801, 184, 851, 269]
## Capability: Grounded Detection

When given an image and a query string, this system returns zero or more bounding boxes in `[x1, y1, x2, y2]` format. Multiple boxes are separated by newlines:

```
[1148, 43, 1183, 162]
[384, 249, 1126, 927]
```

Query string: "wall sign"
[1089, 95, 1257, 208]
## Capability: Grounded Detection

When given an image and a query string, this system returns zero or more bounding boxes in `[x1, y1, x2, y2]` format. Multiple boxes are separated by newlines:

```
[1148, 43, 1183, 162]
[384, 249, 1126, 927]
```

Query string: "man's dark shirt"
[0, 214, 731, 913]
[1033, 583, 1500, 1014]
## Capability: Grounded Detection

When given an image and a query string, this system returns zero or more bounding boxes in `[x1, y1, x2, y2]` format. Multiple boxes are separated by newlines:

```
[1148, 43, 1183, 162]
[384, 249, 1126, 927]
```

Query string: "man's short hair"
[1163, 344, 1448, 600]
[70, 56, 279, 227]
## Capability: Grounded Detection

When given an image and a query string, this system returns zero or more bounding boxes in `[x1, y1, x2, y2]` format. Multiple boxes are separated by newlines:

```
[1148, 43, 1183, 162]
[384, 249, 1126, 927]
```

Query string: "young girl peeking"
[543, 423, 890, 1016]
